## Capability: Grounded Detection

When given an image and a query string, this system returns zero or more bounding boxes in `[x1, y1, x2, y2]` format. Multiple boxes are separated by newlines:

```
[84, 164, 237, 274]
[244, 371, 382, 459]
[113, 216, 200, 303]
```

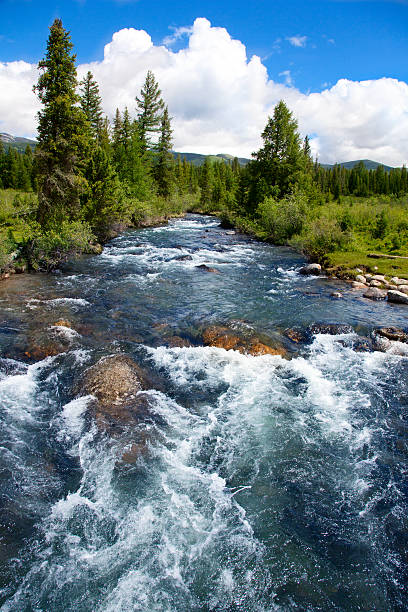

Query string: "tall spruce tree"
[79, 71, 103, 140]
[245, 100, 306, 209]
[34, 18, 88, 227]
[154, 106, 174, 198]
[136, 71, 165, 150]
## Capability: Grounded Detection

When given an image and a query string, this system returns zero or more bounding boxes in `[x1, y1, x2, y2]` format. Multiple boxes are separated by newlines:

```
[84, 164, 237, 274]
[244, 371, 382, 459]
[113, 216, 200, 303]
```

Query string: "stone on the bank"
[370, 280, 383, 288]
[390, 277, 408, 286]
[299, 263, 321, 276]
[355, 268, 363, 274]
[355, 275, 366, 284]
[363, 288, 387, 300]
[351, 281, 366, 289]
[371, 274, 385, 282]
[388, 290, 408, 304]
[398, 285, 408, 295]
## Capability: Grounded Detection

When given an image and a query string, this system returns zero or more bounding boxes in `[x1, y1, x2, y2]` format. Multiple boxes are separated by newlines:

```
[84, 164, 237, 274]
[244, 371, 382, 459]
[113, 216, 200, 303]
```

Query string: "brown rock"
[53, 319, 72, 328]
[284, 328, 306, 343]
[248, 341, 286, 356]
[81, 354, 146, 408]
[203, 325, 286, 357]
[351, 281, 366, 289]
[375, 327, 408, 343]
[195, 264, 221, 273]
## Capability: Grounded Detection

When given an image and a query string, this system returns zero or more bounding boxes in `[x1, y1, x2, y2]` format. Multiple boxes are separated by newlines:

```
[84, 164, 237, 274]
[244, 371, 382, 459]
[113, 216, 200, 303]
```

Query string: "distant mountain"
[172, 151, 250, 166]
[0, 135, 397, 173]
[319, 159, 394, 172]
[0, 133, 37, 153]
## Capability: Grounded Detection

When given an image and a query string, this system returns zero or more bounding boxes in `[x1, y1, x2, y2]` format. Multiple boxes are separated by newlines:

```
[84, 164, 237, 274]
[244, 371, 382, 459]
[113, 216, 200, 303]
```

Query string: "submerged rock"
[299, 263, 321, 276]
[306, 323, 354, 337]
[78, 354, 158, 464]
[375, 327, 408, 343]
[284, 328, 307, 344]
[195, 264, 221, 274]
[363, 287, 387, 300]
[166, 335, 193, 348]
[80, 354, 147, 410]
[202, 325, 286, 357]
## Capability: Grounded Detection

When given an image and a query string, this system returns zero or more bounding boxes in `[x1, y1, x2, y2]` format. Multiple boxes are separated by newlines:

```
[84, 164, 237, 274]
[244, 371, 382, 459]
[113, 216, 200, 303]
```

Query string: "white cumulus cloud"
[0, 17, 407, 166]
[286, 35, 308, 48]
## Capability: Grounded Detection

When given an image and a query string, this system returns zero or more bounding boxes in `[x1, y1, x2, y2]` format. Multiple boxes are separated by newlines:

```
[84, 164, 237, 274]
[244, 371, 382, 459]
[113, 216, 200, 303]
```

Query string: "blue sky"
[1, 0, 408, 164]
[1, 0, 407, 92]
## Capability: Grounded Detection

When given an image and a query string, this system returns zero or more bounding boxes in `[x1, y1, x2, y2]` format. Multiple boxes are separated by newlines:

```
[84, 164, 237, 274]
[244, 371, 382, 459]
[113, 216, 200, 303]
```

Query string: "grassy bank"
[220, 192, 408, 279]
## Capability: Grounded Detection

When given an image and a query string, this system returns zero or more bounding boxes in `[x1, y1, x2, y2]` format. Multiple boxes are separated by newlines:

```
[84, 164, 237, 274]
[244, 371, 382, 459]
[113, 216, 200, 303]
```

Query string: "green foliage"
[34, 18, 90, 228]
[256, 190, 307, 243]
[79, 71, 103, 140]
[27, 220, 96, 271]
[0, 230, 15, 271]
[136, 71, 165, 150]
[242, 100, 309, 211]
[154, 106, 174, 199]
[82, 146, 126, 241]
[291, 216, 351, 262]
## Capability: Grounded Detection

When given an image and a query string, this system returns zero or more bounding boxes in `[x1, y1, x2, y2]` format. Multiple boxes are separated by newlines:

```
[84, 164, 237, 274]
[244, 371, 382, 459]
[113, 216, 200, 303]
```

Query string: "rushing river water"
[0, 214, 407, 611]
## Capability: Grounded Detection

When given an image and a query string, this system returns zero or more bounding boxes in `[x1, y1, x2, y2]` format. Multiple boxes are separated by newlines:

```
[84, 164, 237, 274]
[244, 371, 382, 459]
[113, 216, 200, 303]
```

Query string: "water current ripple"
[0, 214, 407, 611]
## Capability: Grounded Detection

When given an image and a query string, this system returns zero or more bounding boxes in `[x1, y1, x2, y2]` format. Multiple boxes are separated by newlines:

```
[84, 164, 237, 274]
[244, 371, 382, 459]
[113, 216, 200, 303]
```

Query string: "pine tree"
[252, 100, 306, 201]
[199, 157, 214, 210]
[34, 18, 89, 227]
[154, 106, 174, 198]
[79, 71, 103, 140]
[82, 145, 124, 241]
[136, 70, 165, 150]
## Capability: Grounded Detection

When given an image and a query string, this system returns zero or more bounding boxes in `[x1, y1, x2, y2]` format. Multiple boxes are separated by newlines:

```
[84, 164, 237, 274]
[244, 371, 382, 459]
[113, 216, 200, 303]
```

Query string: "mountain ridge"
[0, 133, 398, 171]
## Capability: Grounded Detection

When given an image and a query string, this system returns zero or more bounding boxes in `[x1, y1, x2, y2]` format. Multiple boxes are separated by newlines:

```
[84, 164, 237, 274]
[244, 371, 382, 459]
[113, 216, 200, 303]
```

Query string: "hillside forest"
[0, 18, 407, 277]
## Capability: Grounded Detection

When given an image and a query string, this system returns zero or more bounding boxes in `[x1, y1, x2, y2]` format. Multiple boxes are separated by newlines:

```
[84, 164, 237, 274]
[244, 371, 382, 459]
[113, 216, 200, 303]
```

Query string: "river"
[0, 214, 407, 611]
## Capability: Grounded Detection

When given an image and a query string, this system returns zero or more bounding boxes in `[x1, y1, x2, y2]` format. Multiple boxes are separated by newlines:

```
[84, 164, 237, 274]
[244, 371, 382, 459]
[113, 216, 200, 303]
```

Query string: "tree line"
[1, 17, 407, 274]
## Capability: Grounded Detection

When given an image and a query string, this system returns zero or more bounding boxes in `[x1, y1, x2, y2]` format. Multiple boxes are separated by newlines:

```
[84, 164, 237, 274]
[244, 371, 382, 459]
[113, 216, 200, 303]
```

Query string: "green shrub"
[0, 231, 15, 272]
[27, 221, 96, 271]
[291, 216, 351, 262]
[256, 190, 308, 243]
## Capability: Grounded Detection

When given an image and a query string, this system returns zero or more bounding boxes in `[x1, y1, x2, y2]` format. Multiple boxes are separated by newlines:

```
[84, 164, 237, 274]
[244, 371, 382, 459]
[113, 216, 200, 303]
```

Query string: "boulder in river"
[202, 325, 286, 357]
[78, 354, 157, 463]
[375, 327, 408, 343]
[307, 323, 354, 337]
[80, 354, 147, 410]
[363, 287, 387, 300]
[195, 264, 221, 274]
[387, 290, 408, 305]
[299, 263, 321, 276]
